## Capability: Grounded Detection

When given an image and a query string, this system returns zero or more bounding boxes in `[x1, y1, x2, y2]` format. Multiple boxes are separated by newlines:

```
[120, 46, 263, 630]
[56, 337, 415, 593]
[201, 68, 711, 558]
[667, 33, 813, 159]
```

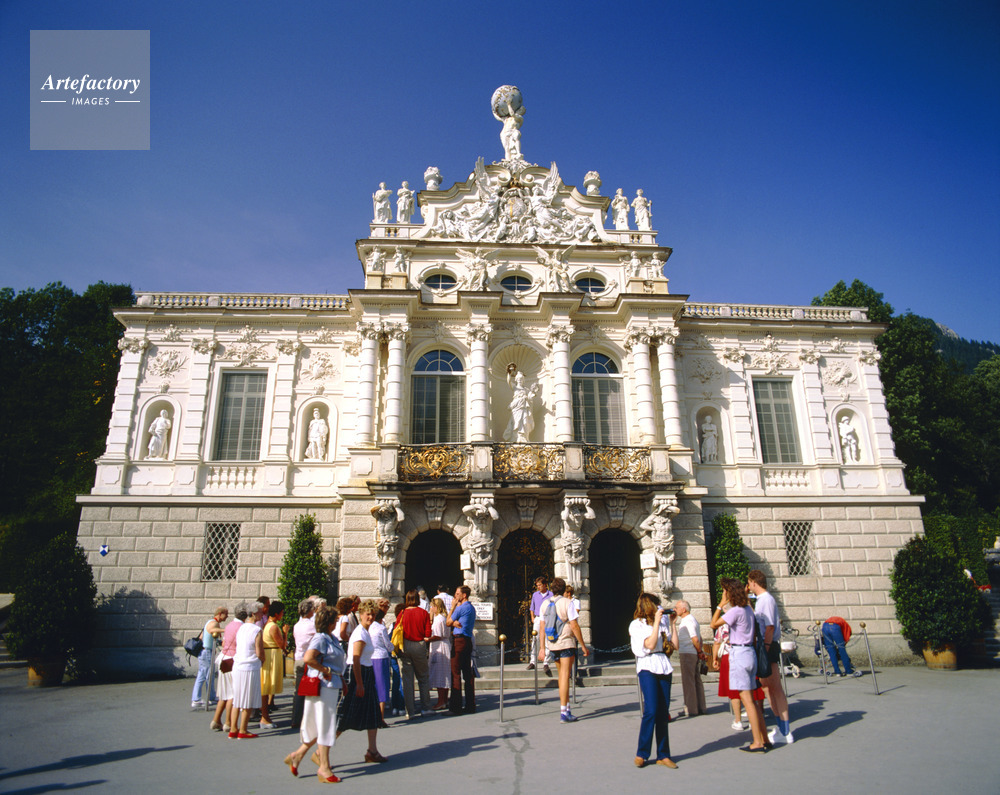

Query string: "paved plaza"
[0, 664, 996, 794]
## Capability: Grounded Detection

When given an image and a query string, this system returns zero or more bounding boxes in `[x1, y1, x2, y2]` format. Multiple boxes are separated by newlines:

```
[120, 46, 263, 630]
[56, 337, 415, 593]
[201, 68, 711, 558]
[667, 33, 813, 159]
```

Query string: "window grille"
[752, 380, 801, 464]
[202, 522, 241, 581]
[213, 372, 267, 460]
[782, 521, 814, 576]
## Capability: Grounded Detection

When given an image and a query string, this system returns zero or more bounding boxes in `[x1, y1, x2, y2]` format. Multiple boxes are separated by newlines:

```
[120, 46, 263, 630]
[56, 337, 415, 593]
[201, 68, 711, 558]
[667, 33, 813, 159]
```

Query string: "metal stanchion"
[498, 634, 506, 722]
[778, 648, 787, 694]
[532, 630, 539, 705]
[815, 621, 831, 684]
[858, 622, 880, 695]
[571, 649, 578, 706]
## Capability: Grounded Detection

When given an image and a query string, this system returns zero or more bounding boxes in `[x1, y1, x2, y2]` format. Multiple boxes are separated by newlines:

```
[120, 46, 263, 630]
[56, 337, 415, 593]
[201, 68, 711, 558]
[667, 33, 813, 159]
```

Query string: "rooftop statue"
[612, 188, 630, 230]
[632, 189, 652, 231]
[492, 85, 525, 162]
[372, 182, 393, 223]
[396, 181, 415, 224]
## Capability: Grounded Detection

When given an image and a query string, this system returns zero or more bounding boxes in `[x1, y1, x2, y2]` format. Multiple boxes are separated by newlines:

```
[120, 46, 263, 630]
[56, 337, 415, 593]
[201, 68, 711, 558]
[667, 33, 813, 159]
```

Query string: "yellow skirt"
[260, 648, 284, 696]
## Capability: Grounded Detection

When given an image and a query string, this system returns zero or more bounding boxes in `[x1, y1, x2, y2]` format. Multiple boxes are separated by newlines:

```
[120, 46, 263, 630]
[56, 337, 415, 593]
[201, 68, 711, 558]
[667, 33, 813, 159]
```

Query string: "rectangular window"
[213, 372, 267, 460]
[572, 378, 626, 445]
[411, 375, 464, 444]
[782, 521, 814, 576]
[202, 522, 241, 580]
[752, 379, 801, 464]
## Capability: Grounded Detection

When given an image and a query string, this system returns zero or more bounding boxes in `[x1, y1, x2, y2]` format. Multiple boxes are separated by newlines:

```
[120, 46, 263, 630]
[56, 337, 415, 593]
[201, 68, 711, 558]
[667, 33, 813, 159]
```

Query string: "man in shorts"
[747, 570, 793, 744]
[538, 577, 589, 723]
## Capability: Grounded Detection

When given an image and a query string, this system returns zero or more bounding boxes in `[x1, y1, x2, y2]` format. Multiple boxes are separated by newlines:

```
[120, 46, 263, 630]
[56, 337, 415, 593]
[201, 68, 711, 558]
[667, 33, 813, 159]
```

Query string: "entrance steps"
[983, 587, 1000, 665]
[0, 597, 28, 670]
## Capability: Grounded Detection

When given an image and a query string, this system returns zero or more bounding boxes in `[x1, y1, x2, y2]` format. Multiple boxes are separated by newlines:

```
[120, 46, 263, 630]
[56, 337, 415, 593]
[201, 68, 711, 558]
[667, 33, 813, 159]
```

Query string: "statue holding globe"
[492, 85, 526, 162]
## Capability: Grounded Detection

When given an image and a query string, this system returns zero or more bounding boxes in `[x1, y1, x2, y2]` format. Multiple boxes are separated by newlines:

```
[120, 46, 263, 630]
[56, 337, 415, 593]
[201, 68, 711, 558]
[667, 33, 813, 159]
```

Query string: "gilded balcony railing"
[492, 444, 565, 481]
[398, 444, 470, 482]
[584, 445, 651, 481]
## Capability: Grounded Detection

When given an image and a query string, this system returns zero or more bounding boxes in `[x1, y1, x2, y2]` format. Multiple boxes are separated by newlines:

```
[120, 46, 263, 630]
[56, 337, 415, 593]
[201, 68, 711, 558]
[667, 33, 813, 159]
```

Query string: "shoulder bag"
[752, 610, 770, 677]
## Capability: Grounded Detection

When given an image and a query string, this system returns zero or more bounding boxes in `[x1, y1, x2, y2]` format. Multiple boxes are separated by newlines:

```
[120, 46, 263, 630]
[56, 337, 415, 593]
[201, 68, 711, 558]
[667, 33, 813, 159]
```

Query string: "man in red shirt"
[822, 617, 862, 677]
[398, 588, 433, 718]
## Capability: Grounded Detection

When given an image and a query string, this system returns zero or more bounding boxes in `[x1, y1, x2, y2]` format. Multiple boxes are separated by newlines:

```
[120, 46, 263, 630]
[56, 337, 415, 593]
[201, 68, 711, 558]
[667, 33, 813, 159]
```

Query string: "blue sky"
[2, 1, 998, 342]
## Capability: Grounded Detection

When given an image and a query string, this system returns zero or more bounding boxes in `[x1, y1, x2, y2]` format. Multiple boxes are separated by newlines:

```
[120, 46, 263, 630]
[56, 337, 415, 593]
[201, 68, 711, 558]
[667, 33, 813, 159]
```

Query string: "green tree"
[709, 513, 750, 603]
[277, 515, 328, 625]
[811, 279, 894, 324]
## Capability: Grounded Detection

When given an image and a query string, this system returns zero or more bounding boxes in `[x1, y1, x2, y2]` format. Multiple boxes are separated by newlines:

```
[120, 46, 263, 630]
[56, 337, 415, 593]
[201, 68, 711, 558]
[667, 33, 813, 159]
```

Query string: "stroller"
[779, 622, 801, 678]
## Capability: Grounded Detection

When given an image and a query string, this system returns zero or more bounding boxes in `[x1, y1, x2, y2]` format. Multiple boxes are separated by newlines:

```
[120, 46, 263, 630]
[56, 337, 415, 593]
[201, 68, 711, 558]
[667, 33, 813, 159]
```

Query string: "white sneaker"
[731, 721, 744, 731]
[191, 701, 204, 709]
[768, 728, 794, 744]
[852, 670, 863, 678]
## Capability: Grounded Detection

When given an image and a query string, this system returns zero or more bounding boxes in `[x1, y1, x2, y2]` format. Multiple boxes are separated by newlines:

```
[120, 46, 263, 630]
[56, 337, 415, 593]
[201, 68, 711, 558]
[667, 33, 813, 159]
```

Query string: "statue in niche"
[612, 188, 630, 230]
[372, 182, 393, 223]
[146, 409, 172, 459]
[463, 500, 499, 596]
[492, 85, 525, 161]
[648, 252, 665, 279]
[631, 189, 652, 231]
[623, 251, 645, 279]
[305, 408, 329, 460]
[700, 416, 719, 463]
[560, 497, 595, 590]
[504, 364, 539, 443]
[372, 500, 404, 596]
[839, 416, 860, 463]
[392, 247, 410, 274]
[396, 182, 415, 224]
[367, 248, 387, 273]
[534, 245, 575, 292]
[640, 499, 680, 595]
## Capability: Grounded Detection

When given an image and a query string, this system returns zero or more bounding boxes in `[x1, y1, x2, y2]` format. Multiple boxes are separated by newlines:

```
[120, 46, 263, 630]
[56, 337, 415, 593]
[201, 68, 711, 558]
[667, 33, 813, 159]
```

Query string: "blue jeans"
[822, 623, 854, 675]
[636, 670, 672, 761]
[191, 648, 215, 703]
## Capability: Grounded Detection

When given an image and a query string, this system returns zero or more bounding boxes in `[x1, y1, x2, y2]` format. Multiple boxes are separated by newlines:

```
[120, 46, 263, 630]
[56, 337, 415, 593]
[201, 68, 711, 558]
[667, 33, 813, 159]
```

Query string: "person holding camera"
[629, 593, 679, 768]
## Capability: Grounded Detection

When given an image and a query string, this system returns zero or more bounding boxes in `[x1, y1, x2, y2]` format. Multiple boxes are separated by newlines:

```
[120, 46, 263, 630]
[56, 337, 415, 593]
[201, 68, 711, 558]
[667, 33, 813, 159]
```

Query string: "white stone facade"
[77, 88, 921, 674]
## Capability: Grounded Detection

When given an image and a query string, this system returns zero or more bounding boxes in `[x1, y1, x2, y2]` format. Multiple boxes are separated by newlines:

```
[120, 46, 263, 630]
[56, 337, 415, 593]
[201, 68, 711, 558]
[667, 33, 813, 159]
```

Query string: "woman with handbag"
[283, 605, 347, 783]
[336, 599, 388, 764]
[211, 601, 247, 732]
[709, 578, 768, 753]
[231, 601, 266, 739]
[190, 606, 227, 708]
[629, 592, 679, 769]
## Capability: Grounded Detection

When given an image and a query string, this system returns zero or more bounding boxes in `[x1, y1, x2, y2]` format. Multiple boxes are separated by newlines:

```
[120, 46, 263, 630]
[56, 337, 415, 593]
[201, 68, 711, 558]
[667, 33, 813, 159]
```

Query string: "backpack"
[390, 613, 405, 655]
[543, 597, 566, 644]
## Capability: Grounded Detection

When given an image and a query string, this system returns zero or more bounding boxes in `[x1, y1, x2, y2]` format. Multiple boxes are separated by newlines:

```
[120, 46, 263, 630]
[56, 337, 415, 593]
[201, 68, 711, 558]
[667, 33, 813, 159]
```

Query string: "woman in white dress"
[231, 600, 265, 739]
[427, 598, 451, 710]
[283, 605, 347, 783]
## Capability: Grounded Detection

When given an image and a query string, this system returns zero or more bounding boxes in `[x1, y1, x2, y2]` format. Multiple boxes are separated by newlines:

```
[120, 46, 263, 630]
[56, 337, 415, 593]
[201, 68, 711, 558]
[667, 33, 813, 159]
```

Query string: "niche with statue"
[696, 407, 723, 464]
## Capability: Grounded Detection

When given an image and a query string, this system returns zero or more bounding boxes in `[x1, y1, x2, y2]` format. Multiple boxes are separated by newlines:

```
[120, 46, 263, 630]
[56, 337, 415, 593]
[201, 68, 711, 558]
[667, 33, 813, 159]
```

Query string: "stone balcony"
[390, 442, 664, 487]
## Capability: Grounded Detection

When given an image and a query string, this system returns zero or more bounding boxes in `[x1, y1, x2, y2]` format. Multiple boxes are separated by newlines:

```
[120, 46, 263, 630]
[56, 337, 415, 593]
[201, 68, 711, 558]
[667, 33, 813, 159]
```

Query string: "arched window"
[500, 275, 532, 293]
[424, 273, 457, 290]
[571, 353, 626, 445]
[575, 276, 605, 294]
[411, 351, 465, 444]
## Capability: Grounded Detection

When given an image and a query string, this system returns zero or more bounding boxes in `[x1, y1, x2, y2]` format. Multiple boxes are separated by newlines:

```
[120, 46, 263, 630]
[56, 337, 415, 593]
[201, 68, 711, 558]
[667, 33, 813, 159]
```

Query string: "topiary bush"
[889, 536, 992, 653]
[277, 514, 328, 626]
[709, 513, 750, 604]
[4, 533, 98, 663]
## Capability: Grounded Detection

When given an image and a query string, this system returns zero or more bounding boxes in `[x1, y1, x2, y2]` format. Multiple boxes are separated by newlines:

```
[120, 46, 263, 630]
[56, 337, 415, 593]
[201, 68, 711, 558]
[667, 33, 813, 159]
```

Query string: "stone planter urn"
[921, 643, 958, 670]
[27, 656, 67, 687]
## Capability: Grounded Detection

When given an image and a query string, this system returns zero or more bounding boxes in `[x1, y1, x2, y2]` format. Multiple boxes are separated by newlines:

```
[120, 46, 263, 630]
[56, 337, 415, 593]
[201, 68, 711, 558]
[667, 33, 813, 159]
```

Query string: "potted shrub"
[889, 536, 992, 669]
[4, 533, 98, 686]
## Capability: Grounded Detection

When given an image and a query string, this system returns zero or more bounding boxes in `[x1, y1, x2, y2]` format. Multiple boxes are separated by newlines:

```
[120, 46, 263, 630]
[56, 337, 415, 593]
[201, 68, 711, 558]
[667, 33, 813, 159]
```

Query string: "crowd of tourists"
[189, 584, 478, 782]
[189, 569, 821, 778]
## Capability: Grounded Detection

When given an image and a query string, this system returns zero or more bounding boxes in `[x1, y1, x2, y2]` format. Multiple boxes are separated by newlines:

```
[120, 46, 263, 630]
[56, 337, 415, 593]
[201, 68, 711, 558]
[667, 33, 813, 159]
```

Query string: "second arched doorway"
[588, 529, 643, 659]
[497, 529, 554, 661]
[404, 529, 462, 598]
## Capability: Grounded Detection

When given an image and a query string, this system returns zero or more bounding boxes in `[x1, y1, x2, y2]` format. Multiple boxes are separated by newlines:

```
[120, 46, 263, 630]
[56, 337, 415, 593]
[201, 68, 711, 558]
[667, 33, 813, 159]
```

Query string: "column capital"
[465, 322, 493, 344]
[625, 324, 653, 350]
[546, 323, 574, 348]
[650, 325, 679, 347]
[357, 321, 383, 341]
[384, 322, 410, 343]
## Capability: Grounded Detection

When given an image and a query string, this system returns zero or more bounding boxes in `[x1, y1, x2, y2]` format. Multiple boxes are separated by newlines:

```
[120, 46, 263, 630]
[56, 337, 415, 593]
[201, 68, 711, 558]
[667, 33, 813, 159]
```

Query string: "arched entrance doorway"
[588, 529, 642, 660]
[404, 529, 462, 598]
[497, 529, 554, 662]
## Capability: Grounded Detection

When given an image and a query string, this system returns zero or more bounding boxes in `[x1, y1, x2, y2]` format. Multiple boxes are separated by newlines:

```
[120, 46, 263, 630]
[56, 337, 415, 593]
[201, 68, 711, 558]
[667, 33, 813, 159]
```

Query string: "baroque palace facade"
[78, 88, 922, 674]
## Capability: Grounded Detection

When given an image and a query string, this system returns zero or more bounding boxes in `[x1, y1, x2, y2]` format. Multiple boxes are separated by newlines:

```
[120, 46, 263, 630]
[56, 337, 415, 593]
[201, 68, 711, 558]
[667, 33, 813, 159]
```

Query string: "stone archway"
[497, 529, 554, 661]
[588, 528, 642, 659]
[404, 529, 462, 598]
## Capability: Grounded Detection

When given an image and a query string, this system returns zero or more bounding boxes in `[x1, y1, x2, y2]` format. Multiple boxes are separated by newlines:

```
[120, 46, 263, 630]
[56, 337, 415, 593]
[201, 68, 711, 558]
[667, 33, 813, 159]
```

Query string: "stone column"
[654, 326, 683, 446]
[383, 323, 409, 444]
[626, 325, 657, 445]
[355, 322, 382, 446]
[547, 324, 574, 442]
[466, 323, 492, 442]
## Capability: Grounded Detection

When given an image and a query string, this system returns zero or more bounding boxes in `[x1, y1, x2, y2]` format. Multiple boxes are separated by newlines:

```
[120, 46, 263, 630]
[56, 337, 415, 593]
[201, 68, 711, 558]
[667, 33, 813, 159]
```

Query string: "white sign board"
[472, 602, 494, 622]
[639, 552, 657, 570]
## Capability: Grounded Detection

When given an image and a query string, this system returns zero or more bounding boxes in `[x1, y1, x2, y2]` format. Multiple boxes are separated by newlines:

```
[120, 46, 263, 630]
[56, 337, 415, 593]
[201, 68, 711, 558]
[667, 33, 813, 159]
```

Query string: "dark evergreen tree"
[709, 513, 750, 603]
[277, 515, 328, 625]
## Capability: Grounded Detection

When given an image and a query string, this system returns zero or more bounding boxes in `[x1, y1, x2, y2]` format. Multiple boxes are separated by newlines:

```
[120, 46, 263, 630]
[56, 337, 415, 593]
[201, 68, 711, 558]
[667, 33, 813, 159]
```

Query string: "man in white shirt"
[435, 585, 454, 613]
[674, 600, 707, 718]
[747, 570, 793, 744]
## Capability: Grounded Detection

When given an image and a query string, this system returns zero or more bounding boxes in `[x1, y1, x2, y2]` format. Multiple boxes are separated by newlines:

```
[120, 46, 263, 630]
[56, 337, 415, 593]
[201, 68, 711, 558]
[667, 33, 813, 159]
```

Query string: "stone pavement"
[0, 665, 996, 794]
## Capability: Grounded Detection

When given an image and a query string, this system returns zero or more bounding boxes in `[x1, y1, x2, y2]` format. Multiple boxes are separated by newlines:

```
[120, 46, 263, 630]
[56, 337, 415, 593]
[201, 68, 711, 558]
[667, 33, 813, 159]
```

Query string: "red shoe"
[237, 732, 258, 739]
[227, 732, 239, 739]
[317, 772, 341, 783]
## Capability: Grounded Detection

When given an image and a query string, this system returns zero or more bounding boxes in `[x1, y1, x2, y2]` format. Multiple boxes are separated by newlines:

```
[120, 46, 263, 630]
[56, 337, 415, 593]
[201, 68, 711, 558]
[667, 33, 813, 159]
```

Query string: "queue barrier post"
[498, 634, 506, 722]
[532, 630, 539, 705]
[858, 622, 880, 696]
[815, 621, 831, 685]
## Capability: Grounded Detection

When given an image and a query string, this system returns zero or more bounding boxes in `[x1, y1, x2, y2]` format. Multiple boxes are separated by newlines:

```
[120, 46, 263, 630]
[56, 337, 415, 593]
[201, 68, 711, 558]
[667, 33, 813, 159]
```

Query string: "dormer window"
[575, 277, 605, 294]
